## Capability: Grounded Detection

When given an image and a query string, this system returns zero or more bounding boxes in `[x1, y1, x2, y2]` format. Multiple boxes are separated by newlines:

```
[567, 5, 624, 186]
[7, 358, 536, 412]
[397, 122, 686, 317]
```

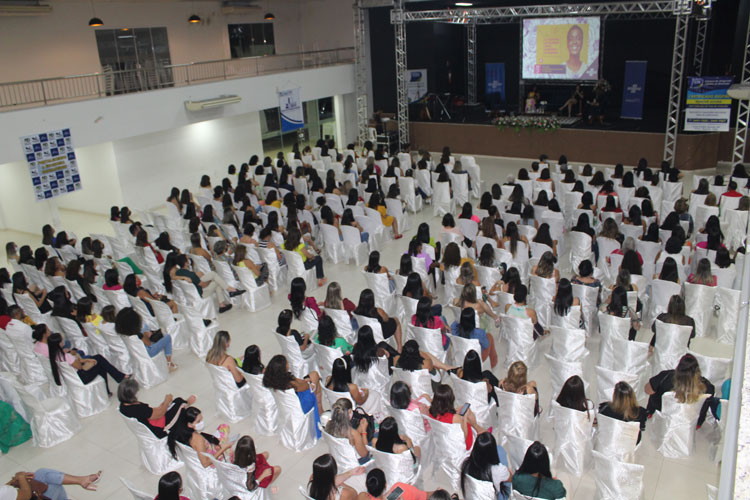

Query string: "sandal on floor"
[82, 471, 102, 491]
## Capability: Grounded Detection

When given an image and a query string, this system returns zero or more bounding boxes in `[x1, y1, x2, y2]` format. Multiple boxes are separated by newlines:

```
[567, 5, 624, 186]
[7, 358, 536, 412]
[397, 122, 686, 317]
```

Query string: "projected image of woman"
[565, 25, 585, 77]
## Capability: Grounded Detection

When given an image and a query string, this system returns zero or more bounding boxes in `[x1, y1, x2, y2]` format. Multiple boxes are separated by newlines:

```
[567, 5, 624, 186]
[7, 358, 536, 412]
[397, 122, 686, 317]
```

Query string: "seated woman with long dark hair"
[354, 288, 403, 351]
[601, 286, 640, 341]
[115, 307, 177, 371]
[555, 375, 593, 421]
[283, 227, 327, 287]
[429, 384, 485, 451]
[167, 406, 233, 468]
[306, 453, 363, 500]
[460, 432, 512, 500]
[123, 273, 178, 314]
[451, 306, 497, 368]
[262, 354, 323, 438]
[233, 435, 281, 490]
[457, 349, 500, 405]
[394, 339, 456, 374]
[511, 441, 566, 500]
[276, 308, 312, 354]
[372, 416, 421, 462]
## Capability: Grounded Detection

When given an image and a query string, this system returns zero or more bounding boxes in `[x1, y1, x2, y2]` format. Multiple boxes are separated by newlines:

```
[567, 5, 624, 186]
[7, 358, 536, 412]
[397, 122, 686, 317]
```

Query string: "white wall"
[55, 142, 123, 214]
[0, 0, 354, 83]
[113, 111, 263, 210]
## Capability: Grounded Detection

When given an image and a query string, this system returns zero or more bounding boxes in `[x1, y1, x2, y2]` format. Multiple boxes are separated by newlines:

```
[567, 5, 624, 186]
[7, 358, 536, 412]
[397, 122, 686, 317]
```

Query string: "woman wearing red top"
[428, 384, 485, 451]
[688, 258, 717, 286]
[233, 435, 280, 490]
[136, 230, 164, 264]
[154, 471, 190, 500]
[321, 282, 356, 317]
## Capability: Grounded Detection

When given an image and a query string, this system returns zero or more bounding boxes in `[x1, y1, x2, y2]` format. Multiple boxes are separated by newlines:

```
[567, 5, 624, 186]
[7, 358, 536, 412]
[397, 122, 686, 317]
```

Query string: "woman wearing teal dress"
[0, 400, 32, 453]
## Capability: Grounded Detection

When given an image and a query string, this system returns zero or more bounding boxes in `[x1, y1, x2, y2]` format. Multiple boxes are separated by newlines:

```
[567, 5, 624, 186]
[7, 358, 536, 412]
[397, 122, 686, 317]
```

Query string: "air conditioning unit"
[0, 1, 52, 15]
[185, 95, 242, 111]
[221, 1, 260, 15]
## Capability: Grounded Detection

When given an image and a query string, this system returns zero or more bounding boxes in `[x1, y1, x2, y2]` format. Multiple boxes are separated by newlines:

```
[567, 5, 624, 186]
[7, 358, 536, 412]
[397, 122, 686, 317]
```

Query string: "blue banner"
[684, 76, 733, 131]
[279, 87, 304, 132]
[485, 63, 506, 102]
[620, 61, 647, 120]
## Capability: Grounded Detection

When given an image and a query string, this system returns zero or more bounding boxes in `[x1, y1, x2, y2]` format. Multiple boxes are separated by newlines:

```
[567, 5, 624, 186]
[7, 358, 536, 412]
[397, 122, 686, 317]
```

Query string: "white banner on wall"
[279, 87, 304, 132]
[407, 69, 428, 103]
[20, 128, 81, 202]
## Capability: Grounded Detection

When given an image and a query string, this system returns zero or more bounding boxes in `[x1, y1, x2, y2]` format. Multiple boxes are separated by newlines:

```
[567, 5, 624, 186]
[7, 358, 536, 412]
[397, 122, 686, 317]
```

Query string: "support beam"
[354, 1, 370, 146]
[663, 9, 690, 166]
[693, 18, 708, 76]
[394, 0, 409, 150]
[733, 14, 750, 164]
[466, 23, 477, 105]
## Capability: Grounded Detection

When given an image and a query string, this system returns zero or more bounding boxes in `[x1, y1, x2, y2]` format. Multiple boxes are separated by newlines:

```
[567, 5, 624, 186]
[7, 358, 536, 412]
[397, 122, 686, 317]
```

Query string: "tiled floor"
[0, 155, 726, 499]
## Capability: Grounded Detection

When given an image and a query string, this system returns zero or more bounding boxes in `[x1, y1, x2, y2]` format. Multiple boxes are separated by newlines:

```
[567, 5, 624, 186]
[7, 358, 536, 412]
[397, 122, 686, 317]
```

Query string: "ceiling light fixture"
[188, 14, 201, 23]
[264, 12, 275, 21]
[88, 0, 102, 26]
[455, 2, 473, 6]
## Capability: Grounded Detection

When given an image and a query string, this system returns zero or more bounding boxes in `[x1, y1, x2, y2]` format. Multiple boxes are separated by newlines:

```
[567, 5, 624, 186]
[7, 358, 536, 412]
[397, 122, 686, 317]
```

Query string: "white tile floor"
[0, 155, 726, 499]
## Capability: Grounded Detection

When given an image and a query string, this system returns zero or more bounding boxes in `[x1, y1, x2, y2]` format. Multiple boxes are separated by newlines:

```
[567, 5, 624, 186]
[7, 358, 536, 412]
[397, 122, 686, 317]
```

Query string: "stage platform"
[409, 121, 744, 170]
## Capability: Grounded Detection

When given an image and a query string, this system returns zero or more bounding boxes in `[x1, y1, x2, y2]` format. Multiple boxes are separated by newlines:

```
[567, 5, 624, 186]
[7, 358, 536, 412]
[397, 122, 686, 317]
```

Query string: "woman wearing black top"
[276, 308, 311, 352]
[598, 381, 647, 444]
[645, 353, 714, 424]
[650, 294, 695, 349]
[354, 289, 402, 350]
[241, 344, 265, 374]
[118, 377, 194, 438]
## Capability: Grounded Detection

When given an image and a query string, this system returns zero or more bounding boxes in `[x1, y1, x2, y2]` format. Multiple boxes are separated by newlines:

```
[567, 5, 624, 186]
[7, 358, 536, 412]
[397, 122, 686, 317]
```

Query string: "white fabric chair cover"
[120, 477, 154, 500]
[272, 388, 318, 451]
[179, 305, 219, 359]
[600, 337, 650, 401]
[687, 350, 731, 392]
[321, 427, 363, 472]
[549, 400, 593, 476]
[57, 361, 109, 418]
[398, 295, 418, 326]
[393, 367, 433, 400]
[0, 330, 21, 373]
[174, 442, 221, 500]
[173, 280, 217, 320]
[204, 453, 266, 500]
[653, 320, 692, 375]
[501, 314, 538, 371]
[353, 314, 386, 344]
[206, 363, 253, 423]
[122, 415, 183, 474]
[274, 332, 316, 379]
[13, 293, 49, 325]
[362, 271, 397, 317]
[425, 415, 470, 492]
[715, 286, 741, 345]
[684, 283, 717, 338]
[462, 474, 496, 500]
[408, 325, 446, 363]
[572, 284, 599, 335]
[448, 334, 483, 368]
[661, 181, 683, 203]
[476, 265, 502, 293]
[56, 316, 90, 352]
[591, 449, 644, 500]
[415, 169, 432, 198]
[341, 225, 369, 266]
[494, 389, 538, 440]
[388, 405, 430, 459]
[98, 322, 132, 373]
[279, 249, 318, 292]
[545, 353, 585, 403]
[432, 181, 453, 217]
[385, 198, 410, 233]
[449, 373, 495, 429]
[5, 320, 48, 386]
[594, 365, 640, 406]
[368, 445, 421, 487]
[321, 386, 355, 410]
[314, 343, 343, 382]
[256, 246, 287, 293]
[598, 311, 631, 354]
[144, 298, 189, 350]
[550, 306, 581, 330]
[12, 377, 81, 447]
[399, 177, 422, 213]
[651, 392, 710, 458]
[227, 263, 272, 313]
[244, 373, 279, 436]
[320, 223, 349, 264]
[105, 288, 132, 312]
[352, 356, 390, 402]
[529, 275, 556, 329]
[568, 231, 594, 274]
[647, 280, 682, 326]
[450, 173, 470, 207]
[594, 414, 640, 464]
[0, 371, 28, 420]
[549, 326, 588, 362]
[500, 433, 535, 470]
[724, 209, 749, 251]
[324, 307, 356, 345]
[124, 335, 169, 389]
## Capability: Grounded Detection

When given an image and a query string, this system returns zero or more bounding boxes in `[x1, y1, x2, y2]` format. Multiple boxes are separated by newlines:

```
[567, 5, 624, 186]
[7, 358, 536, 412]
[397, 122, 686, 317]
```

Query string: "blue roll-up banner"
[279, 87, 304, 132]
[485, 63, 506, 102]
[620, 61, 647, 120]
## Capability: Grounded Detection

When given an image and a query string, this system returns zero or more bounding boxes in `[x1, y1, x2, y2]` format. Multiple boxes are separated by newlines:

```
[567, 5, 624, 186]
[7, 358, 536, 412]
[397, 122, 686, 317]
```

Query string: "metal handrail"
[0, 46, 354, 111]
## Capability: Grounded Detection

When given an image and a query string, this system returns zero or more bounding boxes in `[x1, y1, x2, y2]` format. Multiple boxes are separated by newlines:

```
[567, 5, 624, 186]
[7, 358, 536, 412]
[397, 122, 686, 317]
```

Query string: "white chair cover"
[500, 433, 535, 470]
[494, 389, 538, 440]
[545, 354, 585, 403]
[448, 334, 483, 368]
[425, 415, 470, 492]
[572, 283, 599, 335]
[362, 271, 397, 317]
[594, 365, 641, 406]
[274, 332, 316, 379]
[529, 275, 556, 329]
[227, 264, 272, 313]
[205, 363, 253, 423]
[279, 249, 318, 292]
[408, 325, 446, 363]
[0, 371, 28, 420]
[320, 224, 349, 264]
[122, 415, 183, 474]
[651, 392, 710, 458]
[684, 283, 717, 339]
[98, 322, 132, 373]
[57, 361, 109, 418]
[647, 279, 682, 326]
[724, 209, 749, 251]
[368, 445, 422, 487]
[687, 350, 731, 392]
[321, 427, 363, 472]
[144, 298, 189, 350]
[385, 198, 410, 233]
[204, 453, 267, 500]
[4, 320, 48, 386]
[352, 356, 390, 403]
[174, 442, 221, 500]
[549, 326, 588, 362]
[600, 337, 650, 402]
[0, 330, 21, 373]
[393, 367, 433, 400]
[256, 246, 287, 293]
[12, 377, 81, 448]
[399, 177, 422, 213]
[388, 405, 430, 461]
[244, 373, 279, 436]
[598, 311, 631, 355]
[653, 320, 692, 375]
[324, 307, 356, 345]
[462, 474, 496, 500]
[271, 388, 318, 451]
[56, 316, 90, 352]
[179, 305, 218, 359]
[568, 232, 594, 274]
[432, 181, 453, 217]
[593, 414, 640, 464]
[501, 314, 538, 371]
[173, 281, 217, 320]
[322, 386, 355, 410]
[715, 286, 741, 345]
[549, 400, 593, 476]
[124, 335, 169, 389]
[449, 373, 496, 429]
[120, 477, 154, 500]
[550, 306, 581, 330]
[341, 225, 369, 266]
[591, 449, 644, 500]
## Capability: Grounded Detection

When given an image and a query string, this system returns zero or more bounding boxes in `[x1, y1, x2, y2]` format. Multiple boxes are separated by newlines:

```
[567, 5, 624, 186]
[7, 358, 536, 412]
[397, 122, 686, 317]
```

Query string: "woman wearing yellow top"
[367, 192, 403, 239]
[74, 297, 102, 335]
[282, 227, 327, 287]
[264, 190, 283, 209]
[232, 245, 269, 286]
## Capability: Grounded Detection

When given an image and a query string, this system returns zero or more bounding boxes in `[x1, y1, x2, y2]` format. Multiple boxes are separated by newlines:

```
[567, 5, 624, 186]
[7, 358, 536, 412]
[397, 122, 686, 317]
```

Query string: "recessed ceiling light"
[455, 2, 473, 6]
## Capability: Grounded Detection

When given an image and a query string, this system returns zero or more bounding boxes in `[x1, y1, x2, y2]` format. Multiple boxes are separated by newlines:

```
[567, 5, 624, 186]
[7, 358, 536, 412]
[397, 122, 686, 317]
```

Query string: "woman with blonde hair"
[687, 258, 717, 286]
[206, 330, 246, 388]
[598, 382, 647, 443]
[325, 397, 370, 463]
[499, 361, 540, 416]
[321, 281, 356, 316]
[646, 353, 714, 423]
[531, 251, 559, 281]
[455, 261, 481, 288]
[453, 283, 500, 328]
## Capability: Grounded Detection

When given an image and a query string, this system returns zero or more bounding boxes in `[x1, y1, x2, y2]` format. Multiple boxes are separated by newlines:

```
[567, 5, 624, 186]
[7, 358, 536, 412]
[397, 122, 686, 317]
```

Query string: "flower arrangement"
[493, 115, 561, 133]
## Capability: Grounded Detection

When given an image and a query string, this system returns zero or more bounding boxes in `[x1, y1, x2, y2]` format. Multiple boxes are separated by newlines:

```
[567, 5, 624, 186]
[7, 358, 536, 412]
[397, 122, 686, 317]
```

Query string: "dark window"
[95, 27, 172, 93]
[228, 23, 275, 58]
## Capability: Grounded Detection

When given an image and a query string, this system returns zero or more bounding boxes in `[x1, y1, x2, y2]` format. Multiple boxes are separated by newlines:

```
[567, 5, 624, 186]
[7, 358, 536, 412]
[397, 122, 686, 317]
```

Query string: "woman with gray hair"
[118, 378, 196, 438]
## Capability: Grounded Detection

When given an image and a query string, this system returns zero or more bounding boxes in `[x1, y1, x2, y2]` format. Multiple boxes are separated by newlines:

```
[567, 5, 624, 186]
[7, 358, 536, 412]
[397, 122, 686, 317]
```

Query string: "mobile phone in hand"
[386, 486, 404, 500]
[459, 402, 471, 416]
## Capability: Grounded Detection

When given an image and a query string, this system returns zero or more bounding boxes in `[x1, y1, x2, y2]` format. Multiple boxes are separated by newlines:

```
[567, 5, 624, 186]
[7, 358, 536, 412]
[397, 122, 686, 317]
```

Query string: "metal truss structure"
[693, 18, 708, 76]
[354, 0, 369, 146]
[383, 0, 703, 161]
[733, 15, 750, 164]
[466, 23, 477, 105]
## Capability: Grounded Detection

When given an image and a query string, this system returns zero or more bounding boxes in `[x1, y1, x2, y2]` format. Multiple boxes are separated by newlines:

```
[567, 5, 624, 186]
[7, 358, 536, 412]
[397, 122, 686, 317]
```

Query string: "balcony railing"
[0, 47, 354, 111]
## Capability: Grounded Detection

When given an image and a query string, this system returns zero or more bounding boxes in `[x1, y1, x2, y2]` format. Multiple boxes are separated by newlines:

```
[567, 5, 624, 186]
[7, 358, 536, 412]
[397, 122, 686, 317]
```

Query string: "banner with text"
[684, 76, 733, 131]
[279, 87, 304, 132]
[485, 63, 506, 103]
[620, 61, 647, 119]
[20, 128, 81, 202]
[407, 69, 428, 103]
